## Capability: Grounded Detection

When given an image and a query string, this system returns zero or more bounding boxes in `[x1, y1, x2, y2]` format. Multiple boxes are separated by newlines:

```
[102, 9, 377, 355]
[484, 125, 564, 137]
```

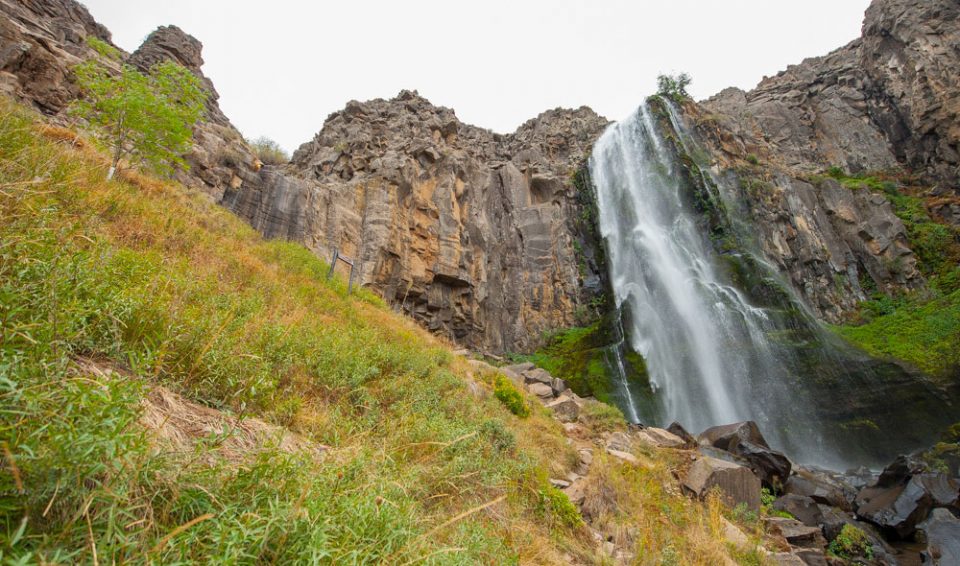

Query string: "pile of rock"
[677, 419, 960, 565]
[476, 358, 960, 564]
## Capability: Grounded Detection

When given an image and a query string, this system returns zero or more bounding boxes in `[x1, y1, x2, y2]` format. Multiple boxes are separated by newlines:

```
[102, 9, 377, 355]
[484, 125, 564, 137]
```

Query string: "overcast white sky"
[81, 1, 872, 153]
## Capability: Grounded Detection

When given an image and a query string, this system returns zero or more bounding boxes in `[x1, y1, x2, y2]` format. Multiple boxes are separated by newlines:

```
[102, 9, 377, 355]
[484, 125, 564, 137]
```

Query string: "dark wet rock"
[666, 421, 697, 447]
[915, 474, 959, 509]
[786, 467, 857, 511]
[774, 494, 824, 527]
[918, 508, 960, 565]
[854, 454, 959, 539]
[699, 421, 792, 488]
[682, 455, 762, 512]
[856, 474, 934, 538]
[843, 467, 879, 492]
[875, 455, 927, 488]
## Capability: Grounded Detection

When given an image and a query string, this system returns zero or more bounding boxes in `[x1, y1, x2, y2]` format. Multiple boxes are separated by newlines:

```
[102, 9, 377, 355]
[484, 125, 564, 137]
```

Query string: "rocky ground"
[472, 357, 960, 565]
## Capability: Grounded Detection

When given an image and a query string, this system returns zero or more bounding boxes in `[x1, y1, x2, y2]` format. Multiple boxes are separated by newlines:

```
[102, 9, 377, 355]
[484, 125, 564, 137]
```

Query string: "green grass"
[0, 101, 585, 564]
[0, 99, 755, 565]
[835, 287, 960, 377]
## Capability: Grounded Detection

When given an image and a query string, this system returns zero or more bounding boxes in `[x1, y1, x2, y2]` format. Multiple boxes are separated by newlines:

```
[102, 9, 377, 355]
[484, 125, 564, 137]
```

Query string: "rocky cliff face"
[694, 0, 959, 322]
[703, 0, 959, 189]
[225, 93, 610, 353]
[1, 0, 956, 347]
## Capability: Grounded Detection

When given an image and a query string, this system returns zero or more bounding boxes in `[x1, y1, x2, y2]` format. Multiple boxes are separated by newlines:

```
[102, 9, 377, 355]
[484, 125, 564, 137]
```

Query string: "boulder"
[606, 449, 639, 466]
[699, 421, 792, 488]
[545, 396, 580, 423]
[816, 505, 853, 542]
[527, 382, 554, 400]
[768, 552, 807, 565]
[785, 468, 855, 511]
[791, 548, 828, 566]
[636, 427, 687, 449]
[666, 421, 697, 447]
[774, 494, 824, 528]
[551, 377, 568, 395]
[682, 456, 761, 512]
[503, 362, 534, 374]
[764, 517, 827, 549]
[523, 368, 553, 385]
[854, 456, 959, 539]
[915, 473, 959, 509]
[874, 455, 926, 488]
[606, 431, 633, 453]
[699, 421, 768, 450]
[736, 440, 793, 489]
[720, 517, 753, 552]
[918, 508, 960, 565]
[855, 474, 934, 538]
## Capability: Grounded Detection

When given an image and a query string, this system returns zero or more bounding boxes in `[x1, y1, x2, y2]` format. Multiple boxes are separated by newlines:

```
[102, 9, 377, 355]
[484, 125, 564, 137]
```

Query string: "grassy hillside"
[0, 101, 749, 564]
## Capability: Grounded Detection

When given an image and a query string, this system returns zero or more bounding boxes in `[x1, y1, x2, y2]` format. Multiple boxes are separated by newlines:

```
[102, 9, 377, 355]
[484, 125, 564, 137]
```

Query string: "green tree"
[72, 38, 208, 179]
[656, 72, 693, 102]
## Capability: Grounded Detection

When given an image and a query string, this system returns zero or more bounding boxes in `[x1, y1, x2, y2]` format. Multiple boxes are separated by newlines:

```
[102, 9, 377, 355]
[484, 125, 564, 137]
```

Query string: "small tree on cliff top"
[656, 72, 692, 102]
[72, 37, 207, 179]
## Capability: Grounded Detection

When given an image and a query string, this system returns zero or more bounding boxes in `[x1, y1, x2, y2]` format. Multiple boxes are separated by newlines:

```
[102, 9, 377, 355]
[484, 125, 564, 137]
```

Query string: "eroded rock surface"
[697, 0, 959, 322]
[703, 0, 959, 189]
[225, 92, 610, 353]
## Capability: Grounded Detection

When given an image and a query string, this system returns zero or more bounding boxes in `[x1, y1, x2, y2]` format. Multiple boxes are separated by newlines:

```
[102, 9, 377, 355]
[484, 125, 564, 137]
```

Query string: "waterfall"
[588, 99, 955, 468]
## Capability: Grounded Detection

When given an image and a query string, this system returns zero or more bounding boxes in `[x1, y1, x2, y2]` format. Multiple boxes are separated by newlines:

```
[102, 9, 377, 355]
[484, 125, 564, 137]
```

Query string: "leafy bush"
[248, 135, 289, 165]
[828, 524, 874, 560]
[538, 485, 583, 528]
[493, 375, 530, 417]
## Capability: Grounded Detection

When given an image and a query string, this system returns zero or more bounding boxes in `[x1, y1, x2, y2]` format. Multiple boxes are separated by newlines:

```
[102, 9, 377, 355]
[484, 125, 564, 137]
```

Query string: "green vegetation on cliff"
[513, 322, 650, 406]
[826, 169, 960, 379]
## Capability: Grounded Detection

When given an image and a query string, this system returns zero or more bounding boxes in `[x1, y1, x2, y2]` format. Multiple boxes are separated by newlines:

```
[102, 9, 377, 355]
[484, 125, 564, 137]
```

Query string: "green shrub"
[656, 72, 692, 102]
[828, 524, 873, 560]
[493, 375, 530, 418]
[538, 485, 583, 528]
[72, 38, 207, 179]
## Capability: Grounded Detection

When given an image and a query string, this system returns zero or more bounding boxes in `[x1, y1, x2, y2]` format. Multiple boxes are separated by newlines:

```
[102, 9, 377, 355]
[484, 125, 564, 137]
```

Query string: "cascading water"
[589, 99, 956, 468]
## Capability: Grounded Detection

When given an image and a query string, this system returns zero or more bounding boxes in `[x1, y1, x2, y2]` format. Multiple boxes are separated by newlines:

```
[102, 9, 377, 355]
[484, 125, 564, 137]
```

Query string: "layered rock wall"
[225, 93, 610, 352]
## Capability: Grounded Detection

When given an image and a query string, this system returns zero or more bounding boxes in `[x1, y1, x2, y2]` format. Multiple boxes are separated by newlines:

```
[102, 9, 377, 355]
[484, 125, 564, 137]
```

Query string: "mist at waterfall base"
[588, 100, 955, 470]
